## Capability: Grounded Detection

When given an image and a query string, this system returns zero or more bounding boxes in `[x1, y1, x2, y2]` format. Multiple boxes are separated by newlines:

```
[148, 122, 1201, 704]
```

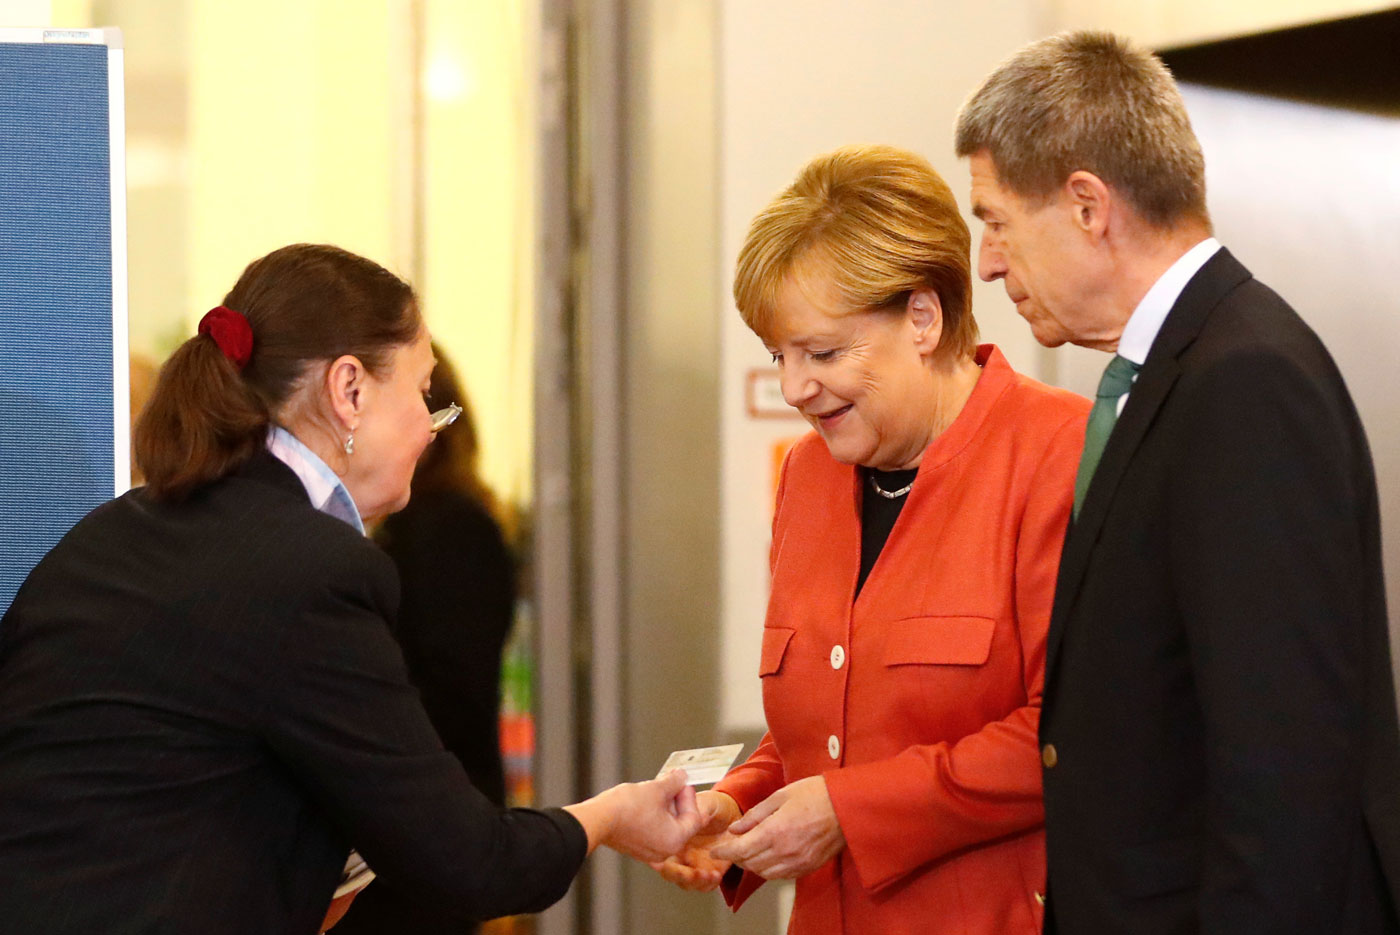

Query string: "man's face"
[969, 151, 1091, 348]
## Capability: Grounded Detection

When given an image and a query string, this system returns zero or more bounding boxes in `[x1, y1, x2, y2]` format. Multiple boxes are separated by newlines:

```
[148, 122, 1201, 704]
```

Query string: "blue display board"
[0, 30, 126, 617]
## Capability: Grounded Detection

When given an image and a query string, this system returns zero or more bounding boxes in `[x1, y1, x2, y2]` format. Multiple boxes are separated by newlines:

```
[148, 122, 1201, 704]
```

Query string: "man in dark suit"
[956, 30, 1400, 934]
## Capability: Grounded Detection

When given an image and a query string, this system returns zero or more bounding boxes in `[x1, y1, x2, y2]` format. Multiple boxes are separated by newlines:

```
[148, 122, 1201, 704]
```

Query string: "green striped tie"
[1073, 354, 1141, 519]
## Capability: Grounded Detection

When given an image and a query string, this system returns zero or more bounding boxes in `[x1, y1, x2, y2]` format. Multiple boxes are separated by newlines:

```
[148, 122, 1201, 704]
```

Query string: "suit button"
[827, 735, 840, 760]
[1035, 891, 1046, 906]
[830, 645, 845, 669]
[1041, 743, 1058, 769]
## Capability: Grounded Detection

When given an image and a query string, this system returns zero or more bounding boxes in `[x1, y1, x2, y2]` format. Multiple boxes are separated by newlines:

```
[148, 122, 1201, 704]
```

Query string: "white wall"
[1045, 0, 1395, 47]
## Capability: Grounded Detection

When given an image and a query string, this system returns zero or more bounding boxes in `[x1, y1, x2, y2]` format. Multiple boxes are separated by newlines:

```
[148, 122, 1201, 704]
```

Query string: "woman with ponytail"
[0, 244, 701, 935]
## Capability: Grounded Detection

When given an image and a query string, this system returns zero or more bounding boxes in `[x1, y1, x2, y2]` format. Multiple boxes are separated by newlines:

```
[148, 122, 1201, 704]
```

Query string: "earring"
[344, 431, 355, 456]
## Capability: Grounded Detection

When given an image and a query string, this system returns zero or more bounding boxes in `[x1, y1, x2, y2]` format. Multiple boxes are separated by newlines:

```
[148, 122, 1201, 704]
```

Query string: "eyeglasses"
[429, 402, 463, 434]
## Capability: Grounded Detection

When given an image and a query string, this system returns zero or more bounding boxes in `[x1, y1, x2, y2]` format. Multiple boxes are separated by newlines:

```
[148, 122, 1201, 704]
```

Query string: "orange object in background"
[499, 710, 536, 806]
[482, 915, 533, 935]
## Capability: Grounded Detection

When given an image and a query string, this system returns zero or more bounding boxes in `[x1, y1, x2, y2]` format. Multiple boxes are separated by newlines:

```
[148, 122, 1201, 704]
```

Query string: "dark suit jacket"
[337, 489, 517, 935]
[1041, 249, 1400, 935]
[0, 452, 585, 935]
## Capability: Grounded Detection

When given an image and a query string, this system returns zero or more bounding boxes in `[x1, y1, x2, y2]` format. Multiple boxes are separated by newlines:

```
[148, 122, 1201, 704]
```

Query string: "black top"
[857, 466, 919, 595]
[374, 489, 514, 807]
[0, 452, 586, 935]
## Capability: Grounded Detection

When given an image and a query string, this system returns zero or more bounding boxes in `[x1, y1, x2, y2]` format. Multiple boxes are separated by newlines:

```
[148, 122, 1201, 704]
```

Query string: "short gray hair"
[955, 31, 1208, 228]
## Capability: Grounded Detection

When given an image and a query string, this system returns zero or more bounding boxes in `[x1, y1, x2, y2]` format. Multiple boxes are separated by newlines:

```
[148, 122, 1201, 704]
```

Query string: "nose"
[779, 359, 818, 409]
[977, 230, 1006, 283]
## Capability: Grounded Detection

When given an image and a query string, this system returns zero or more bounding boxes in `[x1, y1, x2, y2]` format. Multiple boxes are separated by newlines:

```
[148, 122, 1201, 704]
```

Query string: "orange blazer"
[716, 346, 1089, 935]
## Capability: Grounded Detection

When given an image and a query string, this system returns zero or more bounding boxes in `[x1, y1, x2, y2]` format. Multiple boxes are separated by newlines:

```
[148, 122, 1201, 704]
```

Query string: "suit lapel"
[1045, 249, 1254, 682]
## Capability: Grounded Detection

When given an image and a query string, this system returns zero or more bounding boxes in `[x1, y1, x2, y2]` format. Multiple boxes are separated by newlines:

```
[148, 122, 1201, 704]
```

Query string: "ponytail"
[133, 333, 268, 501]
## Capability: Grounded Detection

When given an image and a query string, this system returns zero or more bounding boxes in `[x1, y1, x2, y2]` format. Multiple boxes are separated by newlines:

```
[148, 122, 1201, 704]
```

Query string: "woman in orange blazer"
[653, 146, 1089, 934]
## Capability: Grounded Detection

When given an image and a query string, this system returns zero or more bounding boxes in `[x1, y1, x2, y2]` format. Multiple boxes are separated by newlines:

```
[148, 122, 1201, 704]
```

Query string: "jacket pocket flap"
[759, 627, 796, 676]
[884, 616, 995, 666]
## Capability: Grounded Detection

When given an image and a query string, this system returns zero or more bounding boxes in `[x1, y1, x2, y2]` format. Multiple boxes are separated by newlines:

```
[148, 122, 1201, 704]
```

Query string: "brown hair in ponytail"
[134, 244, 420, 500]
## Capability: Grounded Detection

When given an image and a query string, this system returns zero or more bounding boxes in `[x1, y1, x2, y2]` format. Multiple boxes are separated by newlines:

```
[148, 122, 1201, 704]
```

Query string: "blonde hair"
[733, 144, 977, 359]
[955, 30, 1209, 228]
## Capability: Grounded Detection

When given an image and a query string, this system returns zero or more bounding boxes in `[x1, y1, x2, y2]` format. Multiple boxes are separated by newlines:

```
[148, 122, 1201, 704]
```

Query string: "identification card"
[656, 743, 745, 786]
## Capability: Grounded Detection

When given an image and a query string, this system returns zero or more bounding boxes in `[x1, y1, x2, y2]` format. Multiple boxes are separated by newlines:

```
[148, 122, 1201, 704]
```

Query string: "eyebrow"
[770, 332, 843, 352]
[971, 203, 989, 221]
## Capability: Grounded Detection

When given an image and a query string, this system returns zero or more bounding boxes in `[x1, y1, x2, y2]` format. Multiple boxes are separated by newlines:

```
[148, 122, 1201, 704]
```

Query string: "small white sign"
[745, 369, 802, 419]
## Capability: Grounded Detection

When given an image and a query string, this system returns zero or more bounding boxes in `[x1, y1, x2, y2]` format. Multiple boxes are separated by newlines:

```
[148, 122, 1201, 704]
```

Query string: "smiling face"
[969, 151, 1093, 348]
[340, 329, 437, 521]
[765, 274, 939, 470]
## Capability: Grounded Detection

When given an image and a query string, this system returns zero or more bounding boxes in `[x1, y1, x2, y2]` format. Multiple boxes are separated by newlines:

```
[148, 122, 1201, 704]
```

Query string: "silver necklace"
[868, 474, 915, 500]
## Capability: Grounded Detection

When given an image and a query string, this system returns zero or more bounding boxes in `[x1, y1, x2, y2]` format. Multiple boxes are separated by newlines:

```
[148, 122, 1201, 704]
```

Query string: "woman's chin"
[820, 438, 875, 468]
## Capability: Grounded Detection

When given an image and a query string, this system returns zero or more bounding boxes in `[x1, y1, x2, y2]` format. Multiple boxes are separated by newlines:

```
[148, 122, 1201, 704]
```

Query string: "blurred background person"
[338, 347, 518, 935]
[653, 145, 1089, 934]
[0, 243, 702, 935]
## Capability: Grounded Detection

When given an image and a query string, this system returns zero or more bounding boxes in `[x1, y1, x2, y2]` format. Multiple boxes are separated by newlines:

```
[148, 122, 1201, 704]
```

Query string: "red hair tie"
[198, 305, 254, 370]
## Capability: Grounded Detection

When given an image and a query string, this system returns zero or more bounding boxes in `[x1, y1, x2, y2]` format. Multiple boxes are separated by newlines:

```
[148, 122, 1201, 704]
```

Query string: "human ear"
[1065, 170, 1111, 237]
[324, 354, 368, 431]
[907, 287, 944, 354]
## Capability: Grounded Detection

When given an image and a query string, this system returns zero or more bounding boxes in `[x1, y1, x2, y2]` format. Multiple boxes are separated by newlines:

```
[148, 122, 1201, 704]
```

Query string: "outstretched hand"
[650, 790, 742, 892]
[708, 775, 844, 880]
[564, 770, 706, 863]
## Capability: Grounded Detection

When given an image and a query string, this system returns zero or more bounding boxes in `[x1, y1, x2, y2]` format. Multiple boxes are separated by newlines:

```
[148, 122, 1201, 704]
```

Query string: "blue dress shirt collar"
[265, 425, 365, 535]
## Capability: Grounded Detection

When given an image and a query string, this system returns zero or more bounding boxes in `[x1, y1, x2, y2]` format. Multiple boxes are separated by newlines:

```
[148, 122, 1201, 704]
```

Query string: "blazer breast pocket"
[882, 615, 996, 667]
[759, 626, 796, 677]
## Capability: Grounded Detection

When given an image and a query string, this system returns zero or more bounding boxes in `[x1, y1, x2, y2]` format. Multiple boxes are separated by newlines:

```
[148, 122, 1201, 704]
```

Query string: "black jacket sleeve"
[261, 544, 585, 920]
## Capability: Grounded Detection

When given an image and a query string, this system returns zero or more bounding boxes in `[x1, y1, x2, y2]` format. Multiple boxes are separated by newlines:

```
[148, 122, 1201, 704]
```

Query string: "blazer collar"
[230, 448, 318, 504]
[837, 344, 1015, 606]
[914, 343, 1016, 471]
[836, 343, 1017, 514]
[1046, 248, 1254, 679]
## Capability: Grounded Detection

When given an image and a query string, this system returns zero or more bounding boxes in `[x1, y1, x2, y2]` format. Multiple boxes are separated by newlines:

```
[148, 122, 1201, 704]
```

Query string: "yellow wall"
[187, 1, 400, 310]
[187, 0, 532, 506]
[3, 0, 55, 23]
[420, 0, 535, 509]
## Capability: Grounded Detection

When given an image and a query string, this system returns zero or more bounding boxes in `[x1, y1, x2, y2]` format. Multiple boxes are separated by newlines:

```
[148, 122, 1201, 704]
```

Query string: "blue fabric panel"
[0, 43, 115, 617]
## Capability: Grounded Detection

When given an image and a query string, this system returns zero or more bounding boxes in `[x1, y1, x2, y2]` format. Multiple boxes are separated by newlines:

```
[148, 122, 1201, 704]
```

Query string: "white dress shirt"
[1114, 237, 1222, 414]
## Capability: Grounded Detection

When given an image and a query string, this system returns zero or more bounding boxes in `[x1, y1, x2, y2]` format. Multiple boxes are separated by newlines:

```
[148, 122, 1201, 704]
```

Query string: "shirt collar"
[265, 425, 365, 535]
[1117, 237, 1221, 366]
